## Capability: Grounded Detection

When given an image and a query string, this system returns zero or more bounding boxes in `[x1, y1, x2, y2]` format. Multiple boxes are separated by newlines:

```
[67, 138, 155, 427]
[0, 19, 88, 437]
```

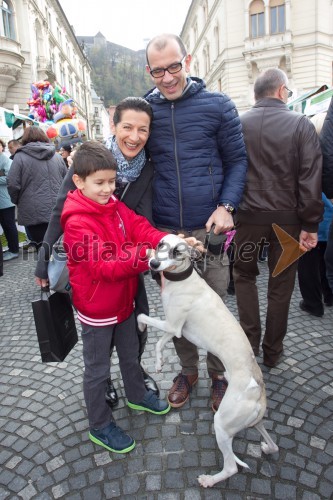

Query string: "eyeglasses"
[149, 56, 186, 78]
[285, 86, 293, 98]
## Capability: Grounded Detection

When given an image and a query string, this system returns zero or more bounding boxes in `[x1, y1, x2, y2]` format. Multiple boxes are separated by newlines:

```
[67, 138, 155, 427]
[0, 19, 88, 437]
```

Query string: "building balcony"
[243, 32, 293, 79]
[0, 36, 25, 105]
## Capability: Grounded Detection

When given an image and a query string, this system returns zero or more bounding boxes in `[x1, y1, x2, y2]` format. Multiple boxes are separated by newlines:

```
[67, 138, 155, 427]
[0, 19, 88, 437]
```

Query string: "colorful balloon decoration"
[27, 80, 87, 148]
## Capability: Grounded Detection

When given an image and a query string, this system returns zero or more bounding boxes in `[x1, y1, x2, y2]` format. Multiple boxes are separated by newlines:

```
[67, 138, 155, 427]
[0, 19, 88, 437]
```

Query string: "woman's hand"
[178, 234, 206, 254]
[35, 277, 49, 288]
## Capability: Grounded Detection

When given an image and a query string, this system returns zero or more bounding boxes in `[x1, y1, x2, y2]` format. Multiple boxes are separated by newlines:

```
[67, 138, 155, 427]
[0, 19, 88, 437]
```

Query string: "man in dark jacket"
[319, 96, 333, 292]
[145, 34, 248, 412]
[233, 68, 323, 368]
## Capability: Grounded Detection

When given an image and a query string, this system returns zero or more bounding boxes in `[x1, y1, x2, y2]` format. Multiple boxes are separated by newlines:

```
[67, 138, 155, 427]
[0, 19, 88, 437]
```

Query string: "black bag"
[32, 290, 78, 362]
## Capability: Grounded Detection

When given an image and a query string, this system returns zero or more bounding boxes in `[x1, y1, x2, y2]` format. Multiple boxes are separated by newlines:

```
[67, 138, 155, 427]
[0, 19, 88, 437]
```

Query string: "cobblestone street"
[0, 250, 332, 499]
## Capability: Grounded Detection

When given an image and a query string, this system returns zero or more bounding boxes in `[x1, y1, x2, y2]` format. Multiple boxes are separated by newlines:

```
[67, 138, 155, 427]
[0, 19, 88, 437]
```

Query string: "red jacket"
[61, 190, 166, 325]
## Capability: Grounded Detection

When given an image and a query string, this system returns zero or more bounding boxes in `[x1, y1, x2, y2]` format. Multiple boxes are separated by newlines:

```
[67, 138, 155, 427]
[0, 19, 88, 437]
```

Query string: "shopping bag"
[32, 290, 78, 362]
[48, 235, 71, 293]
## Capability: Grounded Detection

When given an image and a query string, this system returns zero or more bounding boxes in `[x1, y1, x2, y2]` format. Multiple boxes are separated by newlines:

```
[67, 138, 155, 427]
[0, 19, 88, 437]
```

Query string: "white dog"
[138, 234, 278, 488]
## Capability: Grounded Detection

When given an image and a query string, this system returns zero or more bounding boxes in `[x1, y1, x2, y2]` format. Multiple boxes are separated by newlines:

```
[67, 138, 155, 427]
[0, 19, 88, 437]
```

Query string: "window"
[1, 0, 15, 39]
[204, 45, 210, 74]
[270, 1, 285, 34]
[193, 22, 198, 43]
[250, 0, 265, 38]
[214, 25, 220, 56]
[203, 0, 208, 22]
[59, 63, 65, 86]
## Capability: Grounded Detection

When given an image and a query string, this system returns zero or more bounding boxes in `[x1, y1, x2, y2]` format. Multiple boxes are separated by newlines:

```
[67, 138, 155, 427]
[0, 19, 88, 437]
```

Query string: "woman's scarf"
[109, 136, 146, 185]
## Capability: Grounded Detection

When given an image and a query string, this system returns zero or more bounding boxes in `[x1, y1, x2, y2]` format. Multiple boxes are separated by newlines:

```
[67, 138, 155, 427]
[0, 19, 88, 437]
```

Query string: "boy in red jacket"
[61, 141, 170, 454]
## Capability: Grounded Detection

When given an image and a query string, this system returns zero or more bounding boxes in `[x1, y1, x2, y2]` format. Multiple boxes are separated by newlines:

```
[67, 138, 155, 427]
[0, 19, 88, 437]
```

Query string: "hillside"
[77, 34, 152, 106]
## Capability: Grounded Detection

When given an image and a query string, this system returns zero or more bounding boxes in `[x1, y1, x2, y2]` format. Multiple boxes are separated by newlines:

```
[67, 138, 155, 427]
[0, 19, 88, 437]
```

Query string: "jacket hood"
[144, 76, 206, 104]
[16, 142, 56, 160]
[61, 189, 119, 227]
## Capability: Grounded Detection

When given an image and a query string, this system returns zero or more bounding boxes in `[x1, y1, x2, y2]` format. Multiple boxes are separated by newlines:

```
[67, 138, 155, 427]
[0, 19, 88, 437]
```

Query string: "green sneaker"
[128, 389, 171, 415]
[89, 422, 135, 454]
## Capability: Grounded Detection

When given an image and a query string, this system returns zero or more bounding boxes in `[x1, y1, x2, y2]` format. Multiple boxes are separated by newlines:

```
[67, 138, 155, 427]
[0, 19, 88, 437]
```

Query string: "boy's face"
[73, 170, 117, 205]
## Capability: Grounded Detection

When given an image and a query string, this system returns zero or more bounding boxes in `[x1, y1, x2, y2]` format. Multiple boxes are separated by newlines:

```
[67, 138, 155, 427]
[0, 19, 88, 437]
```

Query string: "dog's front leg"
[137, 313, 179, 372]
[155, 332, 175, 372]
[137, 313, 178, 335]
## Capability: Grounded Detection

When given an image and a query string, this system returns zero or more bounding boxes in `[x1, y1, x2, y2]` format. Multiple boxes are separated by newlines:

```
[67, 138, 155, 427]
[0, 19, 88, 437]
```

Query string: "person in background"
[59, 144, 72, 168]
[0, 139, 19, 261]
[35, 98, 160, 407]
[319, 96, 333, 293]
[8, 139, 36, 252]
[298, 193, 333, 316]
[7, 127, 67, 249]
[7, 139, 21, 160]
[233, 68, 323, 368]
[0, 237, 3, 276]
[145, 33, 248, 412]
[298, 112, 333, 317]
[61, 141, 170, 454]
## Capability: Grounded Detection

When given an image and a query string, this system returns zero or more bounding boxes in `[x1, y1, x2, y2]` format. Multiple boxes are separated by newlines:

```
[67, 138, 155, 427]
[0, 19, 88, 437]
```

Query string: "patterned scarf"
[108, 135, 146, 185]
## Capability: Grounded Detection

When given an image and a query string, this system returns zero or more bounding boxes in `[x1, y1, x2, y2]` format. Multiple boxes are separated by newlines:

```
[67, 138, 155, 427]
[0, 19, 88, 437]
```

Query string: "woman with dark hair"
[59, 144, 72, 168]
[35, 97, 158, 406]
[7, 126, 67, 248]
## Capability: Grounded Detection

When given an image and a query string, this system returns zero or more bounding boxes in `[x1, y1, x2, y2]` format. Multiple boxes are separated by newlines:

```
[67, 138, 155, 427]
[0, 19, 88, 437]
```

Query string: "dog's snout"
[149, 258, 160, 270]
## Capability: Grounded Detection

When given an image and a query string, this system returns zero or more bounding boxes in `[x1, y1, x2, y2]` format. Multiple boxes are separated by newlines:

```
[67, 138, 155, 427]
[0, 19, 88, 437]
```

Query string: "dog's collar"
[163, 265, 194, 281]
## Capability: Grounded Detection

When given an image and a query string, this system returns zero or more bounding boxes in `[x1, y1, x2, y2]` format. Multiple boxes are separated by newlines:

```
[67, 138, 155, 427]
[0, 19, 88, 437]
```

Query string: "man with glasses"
[144, 34, 248, 412]
[233, 67, 323, 368]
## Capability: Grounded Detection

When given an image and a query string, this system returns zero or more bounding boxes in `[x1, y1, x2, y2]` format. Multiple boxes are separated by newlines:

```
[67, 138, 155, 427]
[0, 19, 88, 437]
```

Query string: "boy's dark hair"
[0, 139, 6, 149]
[73, 141, 117, 180]
[113, 97, 153, 130]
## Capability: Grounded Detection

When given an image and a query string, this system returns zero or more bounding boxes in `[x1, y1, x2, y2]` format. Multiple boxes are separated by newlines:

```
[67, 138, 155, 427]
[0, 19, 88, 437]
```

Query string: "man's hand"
[206, 206, 234, 234]
[299, 230, 318, 251]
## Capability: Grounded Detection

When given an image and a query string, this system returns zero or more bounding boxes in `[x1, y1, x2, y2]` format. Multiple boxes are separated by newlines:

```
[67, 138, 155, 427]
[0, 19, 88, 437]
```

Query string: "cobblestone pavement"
[0, 251, 332, 500]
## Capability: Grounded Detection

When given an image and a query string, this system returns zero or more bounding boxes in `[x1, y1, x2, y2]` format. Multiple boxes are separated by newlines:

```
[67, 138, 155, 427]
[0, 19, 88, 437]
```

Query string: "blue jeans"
[325, 221, 333, 292]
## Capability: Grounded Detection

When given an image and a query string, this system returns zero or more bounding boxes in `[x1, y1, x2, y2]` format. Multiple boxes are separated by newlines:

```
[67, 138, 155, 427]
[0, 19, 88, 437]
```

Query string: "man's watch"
[218, 203, 235, 214]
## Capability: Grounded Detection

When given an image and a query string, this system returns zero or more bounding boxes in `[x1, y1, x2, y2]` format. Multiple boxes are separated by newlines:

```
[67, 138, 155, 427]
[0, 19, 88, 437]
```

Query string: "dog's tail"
[234, 454, 249, 469]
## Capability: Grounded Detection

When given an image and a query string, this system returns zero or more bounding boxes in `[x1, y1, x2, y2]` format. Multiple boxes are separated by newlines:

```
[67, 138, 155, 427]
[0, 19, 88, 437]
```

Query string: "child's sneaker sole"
[89, 432, 135, 454]
[127, 401, 171, 415]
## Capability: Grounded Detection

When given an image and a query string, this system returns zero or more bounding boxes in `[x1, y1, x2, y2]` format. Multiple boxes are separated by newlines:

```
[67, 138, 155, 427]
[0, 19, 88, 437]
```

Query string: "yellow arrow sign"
[272, 223, 307, 277]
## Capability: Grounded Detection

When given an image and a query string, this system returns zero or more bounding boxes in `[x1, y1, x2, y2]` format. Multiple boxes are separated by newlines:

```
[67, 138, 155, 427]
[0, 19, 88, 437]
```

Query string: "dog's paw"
[198, 474, 215, 488]
[261, 441, 279, 454]
[155, 358, 164, 372]
[137, 314, 147, 332]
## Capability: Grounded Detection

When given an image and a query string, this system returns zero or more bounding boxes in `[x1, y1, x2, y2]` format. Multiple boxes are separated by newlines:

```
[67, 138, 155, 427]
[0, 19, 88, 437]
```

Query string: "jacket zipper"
[208, 165, 216, 201]
[171, 102, 183, 228]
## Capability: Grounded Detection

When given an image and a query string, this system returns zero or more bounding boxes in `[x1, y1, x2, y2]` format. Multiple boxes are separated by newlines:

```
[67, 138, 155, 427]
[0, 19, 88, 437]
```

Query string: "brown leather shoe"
[167, 373, 198, 408]
[211, 374, 228, 413]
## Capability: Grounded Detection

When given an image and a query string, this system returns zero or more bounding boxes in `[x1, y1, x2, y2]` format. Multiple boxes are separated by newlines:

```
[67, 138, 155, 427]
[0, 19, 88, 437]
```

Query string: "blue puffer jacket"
[145, 77, 248, 230]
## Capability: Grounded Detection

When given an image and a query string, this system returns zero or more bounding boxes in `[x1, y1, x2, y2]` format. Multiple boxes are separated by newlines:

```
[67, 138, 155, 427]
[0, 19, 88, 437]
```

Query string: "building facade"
[0, 0, 94, 136]
[181, 0, 333, 111]
[91, 86, 111, 142]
